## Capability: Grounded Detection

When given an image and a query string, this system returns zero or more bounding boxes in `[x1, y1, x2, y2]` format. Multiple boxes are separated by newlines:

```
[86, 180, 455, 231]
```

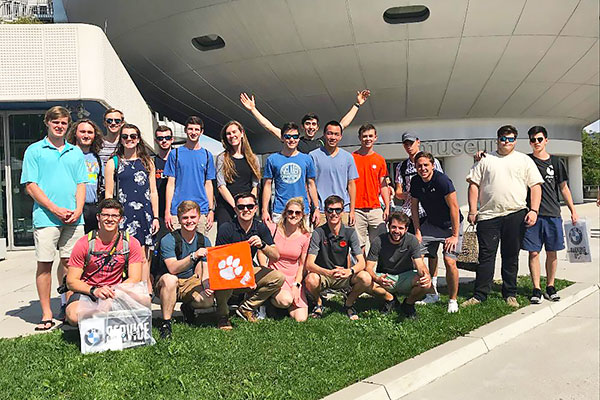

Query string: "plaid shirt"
[395, 158, 443, 218]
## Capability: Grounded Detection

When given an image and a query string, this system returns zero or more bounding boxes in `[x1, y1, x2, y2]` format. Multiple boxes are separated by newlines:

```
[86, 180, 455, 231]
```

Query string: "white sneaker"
[415, 293, 440, 305]
[447, 300, 459, 313]
[256, 305, 267, 320]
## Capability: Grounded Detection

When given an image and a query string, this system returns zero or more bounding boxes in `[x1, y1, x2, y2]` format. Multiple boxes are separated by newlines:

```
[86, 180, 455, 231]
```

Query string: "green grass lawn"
[0, 277, 571, 400]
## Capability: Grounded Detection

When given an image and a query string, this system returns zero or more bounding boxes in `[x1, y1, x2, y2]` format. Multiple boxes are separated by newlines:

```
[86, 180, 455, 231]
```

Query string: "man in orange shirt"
[352, 124, 390, 253]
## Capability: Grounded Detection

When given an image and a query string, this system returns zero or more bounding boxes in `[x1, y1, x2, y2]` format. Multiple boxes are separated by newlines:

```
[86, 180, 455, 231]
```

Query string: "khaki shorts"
[155, 274, 212, 306]
[170, 214, 208, 235]
[376, 270, 417, 296]
[318, 273, 352, 291]
[34, 224, 84, 262]
[354, 208, 386, 248]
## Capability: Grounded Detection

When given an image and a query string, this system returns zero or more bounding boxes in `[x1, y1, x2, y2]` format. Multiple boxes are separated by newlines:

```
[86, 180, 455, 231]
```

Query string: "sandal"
[34, 320, 55, 331]
[310, 305, 324, 319]
[343, 304, 359, 321]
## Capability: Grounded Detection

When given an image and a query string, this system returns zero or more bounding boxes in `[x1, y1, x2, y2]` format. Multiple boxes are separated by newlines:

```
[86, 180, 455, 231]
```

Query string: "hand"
[262, 210, 272, 225]
[201, 280, 213, 297]
[417, 272, 431, 289]
[415, 231, 423, 243]
[348, 210, 355, 226]
[467, 213, 477, 225]
[398, 192, 408, 201]
[204, 288, 214, 297]
[195, 247, 208, 258]
[206, 211, 214, 231]
[292, 282, 302, 297]
[151, 218, 160, 235]
[247, 235, 262, 248]
[356, 89, 370, 105]
[312, 209, 321, 227]
[571, 212, 578, 225]
[333, 267, 351, 279]
[473, 150, 486, 162]
[377, 274, 394, 288]
[524, 211, 538, 227]
[94, 286, 116, 300]
[64, 208, 82, 224]
[52, 206, 73, 223]
[382, 207, 389, 223]
[444, 235, 458, 253]
[240, 93, 256, 111]
[165, 212, 174, 231]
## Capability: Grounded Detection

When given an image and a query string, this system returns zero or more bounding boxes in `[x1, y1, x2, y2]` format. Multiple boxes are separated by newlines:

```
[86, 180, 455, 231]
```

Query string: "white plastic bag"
[78, 282, 155, 354]
[564, 219, 592, 263]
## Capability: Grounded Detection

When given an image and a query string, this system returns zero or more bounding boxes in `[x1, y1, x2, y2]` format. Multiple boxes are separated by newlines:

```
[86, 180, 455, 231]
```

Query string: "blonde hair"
[277, 197, 308, 234]
[44, 106, 71, 125]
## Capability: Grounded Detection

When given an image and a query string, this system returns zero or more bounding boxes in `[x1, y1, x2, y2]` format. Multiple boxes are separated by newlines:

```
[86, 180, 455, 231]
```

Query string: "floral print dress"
[116, 158, 153, 246]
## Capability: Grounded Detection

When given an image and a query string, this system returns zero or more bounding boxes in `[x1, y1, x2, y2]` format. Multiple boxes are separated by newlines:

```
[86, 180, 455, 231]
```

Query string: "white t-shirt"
[466, 150, 544, 221]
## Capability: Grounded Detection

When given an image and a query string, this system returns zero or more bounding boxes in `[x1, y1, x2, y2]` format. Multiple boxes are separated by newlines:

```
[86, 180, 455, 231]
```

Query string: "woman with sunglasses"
[267, 197, 310, 322]
[105, 124, 160, 294]
[66, 119, 104, 233]
[215, 121, 261, 225]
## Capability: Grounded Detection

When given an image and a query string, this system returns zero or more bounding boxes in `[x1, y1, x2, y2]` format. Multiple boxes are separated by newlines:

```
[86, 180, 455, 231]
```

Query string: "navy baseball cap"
[402, 132, 419, 143]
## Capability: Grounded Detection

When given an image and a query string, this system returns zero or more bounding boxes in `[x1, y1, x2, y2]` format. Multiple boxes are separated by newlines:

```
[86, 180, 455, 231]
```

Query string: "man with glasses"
[153, 125, 174, 237]
[214, 192, 284, 329]
[310, 121, 359, 226]
[523, 126, 578, 304]
[262, 122, 320, 226]
[462, 125, 544, 308]
[164, 116, 215, 234]
[240, 90, 371, 154]
[304, 195, 371, 320]
[21, 106, 87, 330]
[64, 198, 143, 326]
[98, 108, 125, 167]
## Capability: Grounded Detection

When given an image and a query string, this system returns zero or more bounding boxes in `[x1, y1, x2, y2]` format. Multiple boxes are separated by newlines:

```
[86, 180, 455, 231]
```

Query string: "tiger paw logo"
[218, 255, 252, 285]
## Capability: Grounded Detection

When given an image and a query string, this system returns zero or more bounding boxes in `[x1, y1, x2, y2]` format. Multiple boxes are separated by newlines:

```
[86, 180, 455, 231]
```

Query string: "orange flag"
[207, 241, 255, 290]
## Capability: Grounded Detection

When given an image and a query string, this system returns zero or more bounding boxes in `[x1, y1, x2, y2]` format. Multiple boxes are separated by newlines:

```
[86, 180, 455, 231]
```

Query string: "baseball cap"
[402, 132, 419, 143]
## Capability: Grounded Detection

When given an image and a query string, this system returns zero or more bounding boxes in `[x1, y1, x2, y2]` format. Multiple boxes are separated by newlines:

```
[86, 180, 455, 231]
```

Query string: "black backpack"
[150, 229, 206, 278]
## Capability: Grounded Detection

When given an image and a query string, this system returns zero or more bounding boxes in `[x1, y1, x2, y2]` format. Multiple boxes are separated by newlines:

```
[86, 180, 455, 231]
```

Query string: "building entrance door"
[0, 111, 46, 249]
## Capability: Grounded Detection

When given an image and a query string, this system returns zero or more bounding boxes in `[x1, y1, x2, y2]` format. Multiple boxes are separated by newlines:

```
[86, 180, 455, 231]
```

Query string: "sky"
[584, 119, 599, 133]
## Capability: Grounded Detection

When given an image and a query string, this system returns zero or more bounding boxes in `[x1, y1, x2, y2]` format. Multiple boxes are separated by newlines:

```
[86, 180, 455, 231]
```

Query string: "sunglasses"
[499, 136, 516, 143]
[286, 209, 303, 217]
[236, 204, 256, 211]
[283, 134, 300, 140]
[529, 137, 544, 143]
[325, 207, 343, 215]
[121, 133, 139, 140]
[106, 118, 123, 125]
[156, 135, 173, 142]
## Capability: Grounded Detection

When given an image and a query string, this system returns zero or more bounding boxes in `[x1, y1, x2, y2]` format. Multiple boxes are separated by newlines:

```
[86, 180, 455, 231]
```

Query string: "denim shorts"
[522, 216, 565, 252]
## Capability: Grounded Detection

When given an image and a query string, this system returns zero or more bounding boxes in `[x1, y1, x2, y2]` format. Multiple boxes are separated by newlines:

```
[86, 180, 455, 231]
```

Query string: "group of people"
[21, 90, 579, 340]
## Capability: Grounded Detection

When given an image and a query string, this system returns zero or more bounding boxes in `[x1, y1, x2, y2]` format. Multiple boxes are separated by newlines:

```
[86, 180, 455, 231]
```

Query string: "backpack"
[150, 229, 206, 278]
[85, 230, 131, 280]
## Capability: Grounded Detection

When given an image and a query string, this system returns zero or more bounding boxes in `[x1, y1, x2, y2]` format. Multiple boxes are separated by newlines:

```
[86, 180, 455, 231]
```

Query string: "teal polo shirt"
[20, 137, 87, 228]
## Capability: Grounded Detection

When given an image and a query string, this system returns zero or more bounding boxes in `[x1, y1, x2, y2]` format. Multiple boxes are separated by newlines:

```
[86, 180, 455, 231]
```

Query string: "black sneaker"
[530, 288, 544, 304]
[180, 302, 195, 323]
[380, 297, 397, 314]
[544, 286, 560, 302]
[57, 304, 66, 322]
[400, 300, 417, 320]
[159, 319, 172, 339]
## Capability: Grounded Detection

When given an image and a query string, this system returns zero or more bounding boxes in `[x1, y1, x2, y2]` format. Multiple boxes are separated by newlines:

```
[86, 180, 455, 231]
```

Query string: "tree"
[581, 130, 600, 185]
[0, 16, 43, 24]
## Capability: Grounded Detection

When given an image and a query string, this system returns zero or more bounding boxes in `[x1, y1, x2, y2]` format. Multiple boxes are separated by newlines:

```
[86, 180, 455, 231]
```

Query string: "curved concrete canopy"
[62, 0, 599, 152]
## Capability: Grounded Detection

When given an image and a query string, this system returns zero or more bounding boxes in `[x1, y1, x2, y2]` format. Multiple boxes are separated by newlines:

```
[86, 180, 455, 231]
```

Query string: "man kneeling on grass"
[65, 199, 143, 326]
[304, 195, 371, 320]
[365, 212, 431, 319]
[154, 201, 213, 339]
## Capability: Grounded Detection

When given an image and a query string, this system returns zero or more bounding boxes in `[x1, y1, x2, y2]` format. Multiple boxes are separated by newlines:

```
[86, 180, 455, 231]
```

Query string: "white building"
[0, 0, 52, 22]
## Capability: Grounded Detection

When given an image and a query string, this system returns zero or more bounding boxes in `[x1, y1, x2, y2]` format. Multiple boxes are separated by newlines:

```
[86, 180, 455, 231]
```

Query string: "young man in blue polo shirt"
[21, 106, 87, 330]
[164, 116, 216, 234]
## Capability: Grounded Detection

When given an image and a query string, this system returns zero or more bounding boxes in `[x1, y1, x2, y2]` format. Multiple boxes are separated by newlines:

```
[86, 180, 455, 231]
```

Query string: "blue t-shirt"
[83, 152, 100, 203]
[309, 147, 359, 212]
[410, 171, 463, 229]
[160, 232, 210, 279]
[263, 152, 316, 214]
[163, 146, 216, 214]
[20, 138, 87, 228]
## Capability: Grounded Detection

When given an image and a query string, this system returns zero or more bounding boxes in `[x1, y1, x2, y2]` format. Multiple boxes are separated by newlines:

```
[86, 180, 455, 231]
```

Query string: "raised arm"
[240, 93, 282, 140]
[340, 90, 371, 129]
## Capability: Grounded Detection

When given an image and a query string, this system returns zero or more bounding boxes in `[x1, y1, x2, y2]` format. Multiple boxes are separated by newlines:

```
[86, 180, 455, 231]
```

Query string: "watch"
[190, 253, 198, 264]
[350, 267, 356, 276]
[295, 282, 301, 288]
[258, 240, 266, 250]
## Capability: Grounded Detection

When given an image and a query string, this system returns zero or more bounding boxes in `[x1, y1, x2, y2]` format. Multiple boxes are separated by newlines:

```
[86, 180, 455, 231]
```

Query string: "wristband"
[295, 282, 301, 288]
[258, 240, 266, 250]
[530, 209, 538, 214]
[350, 267, 355, 276]
[354, 102, 361, 108]
[153, 216, 159, 220]
[89, 286, 98, 301]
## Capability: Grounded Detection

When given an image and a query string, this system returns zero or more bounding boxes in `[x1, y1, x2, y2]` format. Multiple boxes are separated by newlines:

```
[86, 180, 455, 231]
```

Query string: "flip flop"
[34, 320, 55, 331]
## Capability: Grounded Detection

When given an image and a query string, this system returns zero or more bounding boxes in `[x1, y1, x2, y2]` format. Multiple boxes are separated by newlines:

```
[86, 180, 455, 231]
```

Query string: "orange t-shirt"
[352, 151, 387, 209]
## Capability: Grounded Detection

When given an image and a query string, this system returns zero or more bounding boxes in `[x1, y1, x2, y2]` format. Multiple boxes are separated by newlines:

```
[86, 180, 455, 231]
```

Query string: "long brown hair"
[66, 119, 104, 154]
[277, 197, 308, 234]
[116, 124, 153, 173]
[219, 121, 261, 183]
